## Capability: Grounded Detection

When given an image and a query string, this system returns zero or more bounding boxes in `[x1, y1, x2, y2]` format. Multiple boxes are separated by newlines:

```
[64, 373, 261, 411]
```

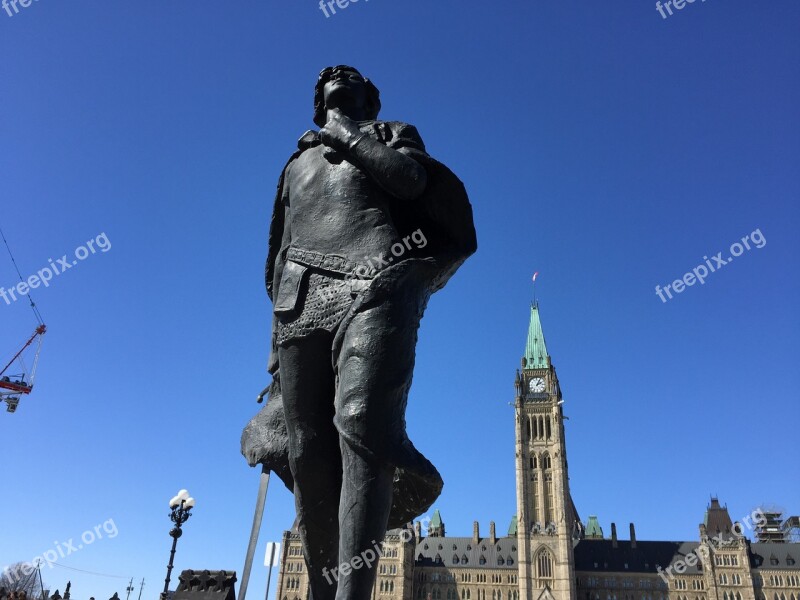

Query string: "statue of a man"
[242, 65, 476, 600]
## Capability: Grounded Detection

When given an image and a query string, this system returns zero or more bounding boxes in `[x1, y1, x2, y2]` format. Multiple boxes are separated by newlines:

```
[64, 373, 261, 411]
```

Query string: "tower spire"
[524, 303, 549, 369]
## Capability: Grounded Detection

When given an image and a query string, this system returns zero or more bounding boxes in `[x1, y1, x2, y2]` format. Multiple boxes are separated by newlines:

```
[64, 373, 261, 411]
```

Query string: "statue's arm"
[266, 164, 293, 376]
[320, 110, 427, 201]
[349, 136, 427, 201]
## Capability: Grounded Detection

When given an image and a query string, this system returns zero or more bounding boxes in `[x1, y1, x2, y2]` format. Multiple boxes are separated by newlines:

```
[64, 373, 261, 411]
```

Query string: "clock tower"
[514, 302, 579, 600]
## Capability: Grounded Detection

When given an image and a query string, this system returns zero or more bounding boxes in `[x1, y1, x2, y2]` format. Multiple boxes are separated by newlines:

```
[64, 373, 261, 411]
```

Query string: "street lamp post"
[160, 489, 196, 600]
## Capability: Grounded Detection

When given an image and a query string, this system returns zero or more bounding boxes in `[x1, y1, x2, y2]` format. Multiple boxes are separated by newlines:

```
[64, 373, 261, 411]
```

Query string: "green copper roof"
[585, 515, 604, 539]
[430, 509, 443, 529]
[524, 303, 549, 369]
[508, 515, 518, 536]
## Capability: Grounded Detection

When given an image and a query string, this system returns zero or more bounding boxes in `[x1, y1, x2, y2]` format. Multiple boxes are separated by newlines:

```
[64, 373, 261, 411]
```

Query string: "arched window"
[536, 549, 554, 587]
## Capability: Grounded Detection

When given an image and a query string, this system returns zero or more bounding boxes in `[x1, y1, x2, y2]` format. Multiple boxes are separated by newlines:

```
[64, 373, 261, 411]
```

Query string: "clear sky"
[1, 1, 798, 599]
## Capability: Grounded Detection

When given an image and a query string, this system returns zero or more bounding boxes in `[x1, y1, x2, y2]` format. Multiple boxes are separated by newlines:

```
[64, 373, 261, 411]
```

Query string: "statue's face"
[323, 67, 367, 114]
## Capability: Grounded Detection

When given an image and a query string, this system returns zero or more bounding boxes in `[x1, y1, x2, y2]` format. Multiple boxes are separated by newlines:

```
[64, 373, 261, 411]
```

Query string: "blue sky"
[1, 1, 798, 599]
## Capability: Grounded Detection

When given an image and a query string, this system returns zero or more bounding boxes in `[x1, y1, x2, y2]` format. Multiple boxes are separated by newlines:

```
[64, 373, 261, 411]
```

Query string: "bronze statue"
[242, 65, 476, 600]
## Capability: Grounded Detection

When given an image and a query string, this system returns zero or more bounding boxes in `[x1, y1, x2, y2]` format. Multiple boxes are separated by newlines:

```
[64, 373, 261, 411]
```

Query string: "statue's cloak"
[242, 121, 477, 528]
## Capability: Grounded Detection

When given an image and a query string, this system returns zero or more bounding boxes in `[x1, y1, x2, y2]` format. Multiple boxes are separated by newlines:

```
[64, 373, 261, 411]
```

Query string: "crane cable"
[0, 226, 44, 325]
[46, 561, 131, 580]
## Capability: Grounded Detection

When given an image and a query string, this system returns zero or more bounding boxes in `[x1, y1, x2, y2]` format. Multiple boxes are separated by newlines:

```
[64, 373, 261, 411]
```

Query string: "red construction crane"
[1, 227, 47, 413]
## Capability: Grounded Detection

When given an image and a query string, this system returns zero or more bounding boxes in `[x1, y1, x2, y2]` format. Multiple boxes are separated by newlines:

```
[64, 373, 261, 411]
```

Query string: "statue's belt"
[286, 247, 378, 279]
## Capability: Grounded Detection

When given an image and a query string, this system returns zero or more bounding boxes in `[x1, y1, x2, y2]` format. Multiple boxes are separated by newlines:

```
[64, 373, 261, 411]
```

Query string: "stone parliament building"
[274, 303, 799, 600]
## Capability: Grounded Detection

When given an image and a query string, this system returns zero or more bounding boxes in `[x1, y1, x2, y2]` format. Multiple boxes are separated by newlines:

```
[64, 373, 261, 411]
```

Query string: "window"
[536, 550, 554, 587]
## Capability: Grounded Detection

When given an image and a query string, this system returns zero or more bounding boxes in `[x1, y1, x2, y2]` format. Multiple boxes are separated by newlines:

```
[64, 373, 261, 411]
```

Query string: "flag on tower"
[532, 272, 539, 282]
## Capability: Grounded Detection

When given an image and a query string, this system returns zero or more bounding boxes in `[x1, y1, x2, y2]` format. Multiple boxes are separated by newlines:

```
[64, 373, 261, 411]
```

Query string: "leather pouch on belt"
[274, 261, 308, 317]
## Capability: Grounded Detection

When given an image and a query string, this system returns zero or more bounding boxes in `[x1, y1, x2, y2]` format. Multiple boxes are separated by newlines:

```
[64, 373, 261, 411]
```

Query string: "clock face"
[529, 377, 545, 393]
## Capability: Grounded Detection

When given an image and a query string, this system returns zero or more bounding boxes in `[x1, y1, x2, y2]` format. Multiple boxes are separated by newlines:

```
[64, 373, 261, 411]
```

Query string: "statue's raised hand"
[320, 108, 365, 153]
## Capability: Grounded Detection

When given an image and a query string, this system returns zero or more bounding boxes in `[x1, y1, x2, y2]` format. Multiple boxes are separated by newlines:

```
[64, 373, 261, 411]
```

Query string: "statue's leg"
[333, 300, 420, 600]
[278, 333, 341, 600]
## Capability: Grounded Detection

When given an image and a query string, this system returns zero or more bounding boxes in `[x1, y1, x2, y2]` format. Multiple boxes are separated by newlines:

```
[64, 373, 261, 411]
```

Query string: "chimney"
[473, 521, 480, 544]
[611, 523, 618, 548]
[414, 521, 422, 541]
[489, 521, 497, 544]
[630, 523, 637, 549]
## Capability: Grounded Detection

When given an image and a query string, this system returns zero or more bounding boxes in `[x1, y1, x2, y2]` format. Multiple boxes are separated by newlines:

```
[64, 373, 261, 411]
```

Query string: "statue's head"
[314, 65, 381, 127]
